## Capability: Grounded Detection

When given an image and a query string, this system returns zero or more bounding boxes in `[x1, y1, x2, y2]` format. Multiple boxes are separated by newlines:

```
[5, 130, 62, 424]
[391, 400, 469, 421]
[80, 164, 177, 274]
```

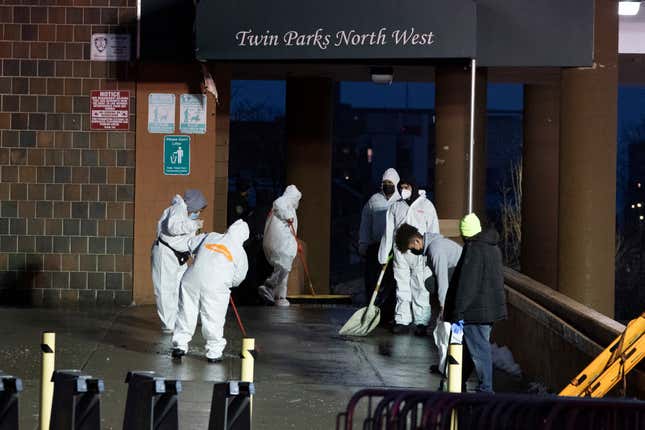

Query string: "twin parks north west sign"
[234, 28, 437, 51]
[195, 0, 477, 60]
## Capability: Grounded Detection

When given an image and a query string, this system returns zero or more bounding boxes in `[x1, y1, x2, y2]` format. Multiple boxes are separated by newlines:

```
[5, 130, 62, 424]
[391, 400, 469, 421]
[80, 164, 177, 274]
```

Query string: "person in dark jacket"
[443, 213, 507, 393]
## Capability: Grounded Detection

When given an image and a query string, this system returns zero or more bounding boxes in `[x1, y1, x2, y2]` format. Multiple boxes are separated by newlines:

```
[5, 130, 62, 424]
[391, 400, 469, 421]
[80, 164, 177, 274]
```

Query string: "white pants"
[151, 243, 186, 331]
[172, 277, 230, 359]
[433, 320, 451, 373]
[393, 248, 431, 325]
[265, 263, 292, 300]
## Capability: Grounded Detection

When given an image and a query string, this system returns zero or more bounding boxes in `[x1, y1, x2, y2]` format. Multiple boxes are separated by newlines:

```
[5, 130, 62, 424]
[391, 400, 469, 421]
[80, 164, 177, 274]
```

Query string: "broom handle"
[288, 222, 316, 296]
[229, 296, 247, 338]
[369, 256, 391, 307]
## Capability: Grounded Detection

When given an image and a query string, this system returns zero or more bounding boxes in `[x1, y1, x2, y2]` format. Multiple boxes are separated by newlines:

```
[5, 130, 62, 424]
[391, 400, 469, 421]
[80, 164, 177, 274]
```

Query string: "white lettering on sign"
[284, 28, 331, 50]
[90, 90, 129, 130]
[233, 28, 437, 50]
[236, 29, 280, 46]
[335, 28, 387, 47]
[391, 28, 435, 46]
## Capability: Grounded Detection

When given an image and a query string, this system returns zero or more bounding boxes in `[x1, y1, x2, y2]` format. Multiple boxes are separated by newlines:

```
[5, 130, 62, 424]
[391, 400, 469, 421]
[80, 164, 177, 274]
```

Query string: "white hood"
[283, 184, 302, 210]
[382, 168, 400, 187]
[226, 219, 250, 246]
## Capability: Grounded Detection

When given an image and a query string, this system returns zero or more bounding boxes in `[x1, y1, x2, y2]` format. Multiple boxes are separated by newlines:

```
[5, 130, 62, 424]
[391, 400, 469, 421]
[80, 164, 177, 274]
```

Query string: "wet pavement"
[0, 304, 445, 429]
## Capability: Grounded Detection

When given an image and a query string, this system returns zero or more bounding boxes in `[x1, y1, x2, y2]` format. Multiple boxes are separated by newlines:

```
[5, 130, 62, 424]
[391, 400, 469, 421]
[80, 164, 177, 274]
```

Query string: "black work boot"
[171, 348, 186, 361]
[414, 324, 429, 337]
[391, 323, 411, 334]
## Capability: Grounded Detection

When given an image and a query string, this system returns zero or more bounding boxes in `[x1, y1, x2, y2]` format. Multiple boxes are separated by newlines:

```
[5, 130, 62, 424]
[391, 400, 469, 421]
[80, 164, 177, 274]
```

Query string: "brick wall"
[0, 0, 136, 306]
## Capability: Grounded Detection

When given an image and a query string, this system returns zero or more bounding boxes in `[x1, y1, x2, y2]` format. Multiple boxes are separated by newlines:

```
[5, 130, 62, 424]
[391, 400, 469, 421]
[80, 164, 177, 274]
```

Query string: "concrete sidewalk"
[0, 304, 446, 429]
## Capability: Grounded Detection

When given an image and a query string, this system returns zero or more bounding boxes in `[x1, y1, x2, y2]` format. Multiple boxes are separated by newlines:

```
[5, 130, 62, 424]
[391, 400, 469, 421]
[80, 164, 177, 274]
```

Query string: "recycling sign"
[163, 135, 190, 175]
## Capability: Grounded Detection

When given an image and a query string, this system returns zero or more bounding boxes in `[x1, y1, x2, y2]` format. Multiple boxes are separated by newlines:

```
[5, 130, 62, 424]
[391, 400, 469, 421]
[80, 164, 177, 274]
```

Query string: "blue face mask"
[189, 212, 200, 220]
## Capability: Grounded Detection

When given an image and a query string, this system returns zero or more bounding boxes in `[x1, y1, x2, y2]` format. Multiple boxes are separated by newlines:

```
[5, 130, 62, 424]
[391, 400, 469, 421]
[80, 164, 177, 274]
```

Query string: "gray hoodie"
[424, 233, 463, 306]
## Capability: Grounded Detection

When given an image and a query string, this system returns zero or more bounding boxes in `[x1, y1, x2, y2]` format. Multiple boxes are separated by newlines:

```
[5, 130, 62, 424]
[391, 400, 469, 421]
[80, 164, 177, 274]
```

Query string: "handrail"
[501, 268, 645, 396]
[503, 267, 625, 346]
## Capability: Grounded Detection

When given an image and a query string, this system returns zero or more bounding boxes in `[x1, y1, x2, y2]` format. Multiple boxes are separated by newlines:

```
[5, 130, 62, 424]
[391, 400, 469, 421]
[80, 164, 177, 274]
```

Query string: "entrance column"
[521, 84, 560, 288]
[434, 66, 487, 219]
[285, 77, 333, 294]
[558, 0, 617, 316]
[213, 65, 231, 232]
[133, 64, 218, 304]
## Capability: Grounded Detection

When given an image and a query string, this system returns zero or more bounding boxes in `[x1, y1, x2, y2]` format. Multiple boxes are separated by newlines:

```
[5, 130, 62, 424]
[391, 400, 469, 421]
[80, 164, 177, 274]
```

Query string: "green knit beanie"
[460, 213, 482, 238]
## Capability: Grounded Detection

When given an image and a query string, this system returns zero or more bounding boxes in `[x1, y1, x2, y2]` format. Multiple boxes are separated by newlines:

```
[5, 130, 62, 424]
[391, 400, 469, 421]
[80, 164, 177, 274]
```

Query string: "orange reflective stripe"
[204, 243, 233, 261]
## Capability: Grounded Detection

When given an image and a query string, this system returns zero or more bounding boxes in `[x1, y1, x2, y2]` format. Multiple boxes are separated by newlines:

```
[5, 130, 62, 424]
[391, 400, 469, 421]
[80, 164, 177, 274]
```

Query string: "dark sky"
[231, 79, 645, 144]
[231, 80, 525, 113]
[230, 80, 645, 214]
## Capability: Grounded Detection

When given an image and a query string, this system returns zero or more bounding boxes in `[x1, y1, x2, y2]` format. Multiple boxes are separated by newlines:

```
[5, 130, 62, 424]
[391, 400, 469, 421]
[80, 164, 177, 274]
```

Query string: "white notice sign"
[148, 94, 176, 134]
[91, 33, 131, 62]
[179, 94, 207, 134]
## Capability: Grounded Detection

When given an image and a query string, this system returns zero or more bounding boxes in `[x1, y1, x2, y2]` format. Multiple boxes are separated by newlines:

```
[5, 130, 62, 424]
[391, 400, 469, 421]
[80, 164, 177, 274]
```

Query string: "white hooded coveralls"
[358, 168, 401, 253]
[172, 220, 249, 359]
[379, 191, 439, 326]
[151, 195, 202, 331]
[262, 185, 302, 300]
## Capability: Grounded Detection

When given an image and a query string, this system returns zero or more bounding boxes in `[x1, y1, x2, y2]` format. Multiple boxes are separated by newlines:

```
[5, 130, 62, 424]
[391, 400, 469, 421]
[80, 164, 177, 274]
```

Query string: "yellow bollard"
[241, 338, 255, 383]
[447, 342, 463, 430]
[447, 342, 463, 393]
[40, 332, 56, 430]
[241, 338, 255, 420]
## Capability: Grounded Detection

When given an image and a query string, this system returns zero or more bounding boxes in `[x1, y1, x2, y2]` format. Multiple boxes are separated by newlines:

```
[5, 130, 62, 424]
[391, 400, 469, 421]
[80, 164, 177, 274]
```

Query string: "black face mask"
[410, 248, 424, 256]
[382, 184, 395, 195]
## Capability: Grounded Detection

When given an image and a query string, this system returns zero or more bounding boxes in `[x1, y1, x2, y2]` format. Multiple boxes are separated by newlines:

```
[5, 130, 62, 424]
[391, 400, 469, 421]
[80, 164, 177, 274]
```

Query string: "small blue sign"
[148, 93, 175, 133]
[163, 135, 190, 175]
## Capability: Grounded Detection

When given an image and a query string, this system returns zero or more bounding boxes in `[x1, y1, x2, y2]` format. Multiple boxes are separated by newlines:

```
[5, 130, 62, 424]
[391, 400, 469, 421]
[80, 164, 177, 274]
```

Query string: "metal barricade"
[49, 370, 104, 430]
[0, 372, 22, 430]
[337, 389, 645, 430]
[123, 371, 182, 430]
[208, 381, 255, 430]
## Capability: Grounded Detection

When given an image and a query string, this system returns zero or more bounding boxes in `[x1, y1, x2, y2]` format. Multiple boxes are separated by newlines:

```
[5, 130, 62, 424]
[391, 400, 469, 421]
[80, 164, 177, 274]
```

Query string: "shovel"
[338, 255, 392, 336]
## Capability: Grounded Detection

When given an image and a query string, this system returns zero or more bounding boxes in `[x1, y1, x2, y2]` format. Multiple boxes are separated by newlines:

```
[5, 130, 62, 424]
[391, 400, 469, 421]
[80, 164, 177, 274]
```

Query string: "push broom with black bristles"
[286, 222, 352, 304]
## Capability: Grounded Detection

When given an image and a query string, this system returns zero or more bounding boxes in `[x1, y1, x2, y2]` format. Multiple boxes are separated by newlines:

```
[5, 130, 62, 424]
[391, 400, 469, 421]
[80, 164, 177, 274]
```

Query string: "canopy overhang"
[195, 0, 477, 62]
[190, 0, 595, 67]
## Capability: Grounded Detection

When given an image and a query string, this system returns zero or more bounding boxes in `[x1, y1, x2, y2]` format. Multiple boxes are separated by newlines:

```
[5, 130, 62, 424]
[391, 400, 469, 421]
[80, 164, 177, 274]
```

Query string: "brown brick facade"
[0, 0, 136, 306]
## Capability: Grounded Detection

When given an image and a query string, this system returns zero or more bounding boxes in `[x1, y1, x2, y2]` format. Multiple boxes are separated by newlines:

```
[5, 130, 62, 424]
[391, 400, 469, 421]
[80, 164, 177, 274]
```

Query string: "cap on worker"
[184, 189, 207, 213]
[460, 213, 482, 238]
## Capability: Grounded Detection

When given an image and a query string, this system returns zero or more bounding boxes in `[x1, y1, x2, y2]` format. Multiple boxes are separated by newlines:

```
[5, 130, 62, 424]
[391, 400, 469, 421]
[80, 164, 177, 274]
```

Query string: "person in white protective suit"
[171, 220, 249, 363]
[378, 180, 439, 335]
[394, 224, 463, 377]
[151, 189, 207, 333]
[358, 168, 400, 321]
[258, 185, 302, 307]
